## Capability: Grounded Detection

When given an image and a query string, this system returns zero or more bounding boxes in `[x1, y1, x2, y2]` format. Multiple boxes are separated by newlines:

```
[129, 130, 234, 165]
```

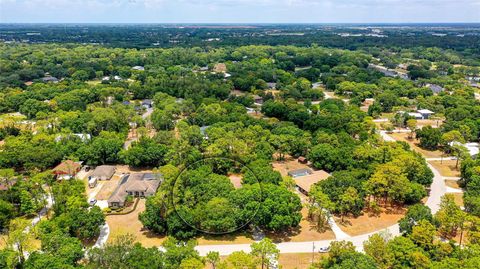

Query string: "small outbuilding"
[298, 157, 308, 164]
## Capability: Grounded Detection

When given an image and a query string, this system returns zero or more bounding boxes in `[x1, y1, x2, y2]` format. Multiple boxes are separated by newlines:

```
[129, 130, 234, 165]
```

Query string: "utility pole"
[311, 242, 315, 264]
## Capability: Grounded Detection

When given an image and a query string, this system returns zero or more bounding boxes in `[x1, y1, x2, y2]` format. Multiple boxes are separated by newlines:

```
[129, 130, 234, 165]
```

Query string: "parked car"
[89, 199, 97, 206]
[318, 246, 330, 253]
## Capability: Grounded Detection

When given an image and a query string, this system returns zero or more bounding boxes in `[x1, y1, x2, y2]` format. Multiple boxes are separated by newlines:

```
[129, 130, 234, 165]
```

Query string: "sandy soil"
[452, 193, 464, 207]
[279, 253, 328, 269]
[272, 157, 311, 177]
[389, 133, 445, 158]
[429, 160, 461, 178]
[106, 199, 166, 248]
[445, 180, 461, 189]
[334, 207, 406, 237]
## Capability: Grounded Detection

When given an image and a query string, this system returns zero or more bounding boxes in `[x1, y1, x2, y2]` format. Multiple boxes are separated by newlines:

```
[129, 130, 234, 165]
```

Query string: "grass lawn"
[429, 160, 461, 177]
[334, 207, 406, 237]
[106, 199, 166, 248]
[389, 133, 445, 158]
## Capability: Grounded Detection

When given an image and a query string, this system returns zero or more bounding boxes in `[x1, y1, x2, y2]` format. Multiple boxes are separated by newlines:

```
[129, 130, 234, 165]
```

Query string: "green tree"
[250, 238, 279, 269]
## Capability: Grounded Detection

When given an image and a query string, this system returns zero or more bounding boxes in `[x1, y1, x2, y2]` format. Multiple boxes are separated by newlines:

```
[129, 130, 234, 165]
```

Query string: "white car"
[89, 199, 97, 206]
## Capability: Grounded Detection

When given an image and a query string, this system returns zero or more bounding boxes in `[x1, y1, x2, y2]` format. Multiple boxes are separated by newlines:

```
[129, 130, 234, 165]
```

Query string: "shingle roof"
[295, 170, 330, 193]
[91, 165, 116, 179]
[52, 160, 82, 175]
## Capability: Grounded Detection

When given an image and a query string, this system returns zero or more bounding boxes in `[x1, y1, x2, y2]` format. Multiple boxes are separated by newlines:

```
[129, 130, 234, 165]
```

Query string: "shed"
[298, 157, 307, 164]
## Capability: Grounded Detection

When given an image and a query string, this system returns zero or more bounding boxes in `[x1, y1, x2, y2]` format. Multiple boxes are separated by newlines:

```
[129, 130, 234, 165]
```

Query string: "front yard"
[334, 206, 406, 237]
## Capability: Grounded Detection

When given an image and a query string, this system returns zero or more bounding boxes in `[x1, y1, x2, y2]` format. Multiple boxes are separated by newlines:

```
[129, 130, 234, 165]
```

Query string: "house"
[294, 170, 330, 195]
[417, 109, 435, 119]
[408, 112, 424, 120]
[449, 142, 479, 158]
[52, 160, 82, 180]
[267, 82, 277, 89]
[253, 95, 264, 105]
[108, 173, 162, 208]
[0, 179, 17, 191]
[141, 99, 153, 109]
[427, 84, 444, 94]
[406, 109, 435, 120]
[42, 76, 59, 83]
[132, 66, 145, 71]
[55, 133, 91, 143]
[90, 165, 116, 181]
[200, 125, 210, 139]
[288, 168, 313, 178]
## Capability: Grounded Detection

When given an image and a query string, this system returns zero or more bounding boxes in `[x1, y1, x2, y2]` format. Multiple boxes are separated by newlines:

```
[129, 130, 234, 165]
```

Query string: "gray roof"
[287, 168, 313, 178]
[108, 173, 162, 203]
[91, 165, 116, 179]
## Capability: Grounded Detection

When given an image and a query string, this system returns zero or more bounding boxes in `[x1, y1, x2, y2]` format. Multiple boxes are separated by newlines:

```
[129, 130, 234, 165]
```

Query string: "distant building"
[52, 160, 82, 180]
[131, 66, 145, 71]
[266, 82, 277, 89]
[407, 109, 435, 120]
[200, 125, 210, 139]
[417, 109, 435, 119]
[42, 76, 59, 83]
[108, 173, 162, 208]
[427, 84, 444, 94]
[253, 95, 264, 105]
[141, 99, 153, 109]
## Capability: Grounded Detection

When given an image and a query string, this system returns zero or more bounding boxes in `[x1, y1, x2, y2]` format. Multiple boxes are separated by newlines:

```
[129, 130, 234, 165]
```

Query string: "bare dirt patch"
[445, 180, 461, 189]
[417, 119, 443, 129]
[272, 157, 310, 177]
[334, 207, 406, 237]
[389, 132, 445, 158]
[228, 174, 243, 189]
[429, 160, 461, 177]
[452, 193, 464, 207]
[279, 253, 328, 269]
[106, 199, 166, 248]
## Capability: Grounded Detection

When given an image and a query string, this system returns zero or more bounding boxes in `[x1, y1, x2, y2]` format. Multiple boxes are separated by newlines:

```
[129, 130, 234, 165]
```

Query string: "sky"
[0, 0, 479, 23]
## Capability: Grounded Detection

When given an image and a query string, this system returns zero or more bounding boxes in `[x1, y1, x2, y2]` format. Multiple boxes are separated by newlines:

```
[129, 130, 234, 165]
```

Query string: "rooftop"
[295, 170, 331, 193]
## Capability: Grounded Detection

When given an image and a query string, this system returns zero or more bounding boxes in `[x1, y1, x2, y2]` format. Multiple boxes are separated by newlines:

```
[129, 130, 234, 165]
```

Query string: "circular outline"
[169, 157, 263, 235]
